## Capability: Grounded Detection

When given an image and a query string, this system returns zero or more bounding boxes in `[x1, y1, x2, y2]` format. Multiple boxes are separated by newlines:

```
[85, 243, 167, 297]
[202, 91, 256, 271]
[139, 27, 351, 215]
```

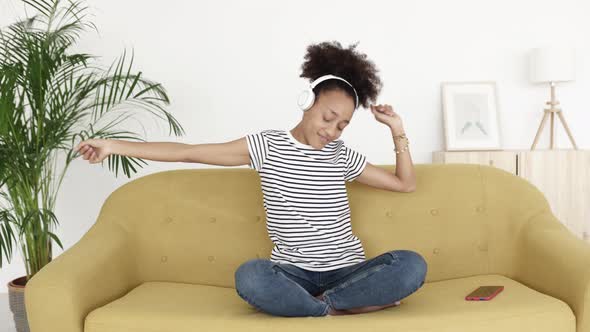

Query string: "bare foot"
[314, 292, 402, 316]
[340, 301, 402, 315]
[328, 307, 352, 315]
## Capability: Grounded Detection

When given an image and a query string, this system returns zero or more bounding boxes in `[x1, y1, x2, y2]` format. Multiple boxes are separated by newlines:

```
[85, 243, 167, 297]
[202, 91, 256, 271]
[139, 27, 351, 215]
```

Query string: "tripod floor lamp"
[529, 47, 578, 150]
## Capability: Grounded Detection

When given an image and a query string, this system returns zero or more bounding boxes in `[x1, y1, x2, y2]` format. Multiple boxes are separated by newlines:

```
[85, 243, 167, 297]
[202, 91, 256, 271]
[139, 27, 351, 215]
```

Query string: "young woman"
[75, 41, 426, 317]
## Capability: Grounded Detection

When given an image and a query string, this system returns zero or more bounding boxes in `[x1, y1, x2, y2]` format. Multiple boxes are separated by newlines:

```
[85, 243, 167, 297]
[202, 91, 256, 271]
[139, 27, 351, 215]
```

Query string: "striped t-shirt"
[246, 129, 368, 271]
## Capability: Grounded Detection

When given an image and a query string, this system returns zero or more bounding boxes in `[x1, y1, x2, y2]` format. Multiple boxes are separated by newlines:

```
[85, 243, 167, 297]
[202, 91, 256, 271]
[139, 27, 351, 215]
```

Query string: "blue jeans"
[234, 249, 427, 317]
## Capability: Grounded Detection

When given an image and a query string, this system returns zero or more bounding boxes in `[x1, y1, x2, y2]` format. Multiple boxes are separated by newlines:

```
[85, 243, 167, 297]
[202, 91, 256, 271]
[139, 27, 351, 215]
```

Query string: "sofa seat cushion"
[84, 274, 574, 332]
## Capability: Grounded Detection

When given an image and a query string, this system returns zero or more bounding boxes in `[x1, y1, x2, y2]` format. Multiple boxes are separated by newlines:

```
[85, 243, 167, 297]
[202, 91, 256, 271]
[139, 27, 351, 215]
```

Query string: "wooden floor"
[1, 293, 16, 332]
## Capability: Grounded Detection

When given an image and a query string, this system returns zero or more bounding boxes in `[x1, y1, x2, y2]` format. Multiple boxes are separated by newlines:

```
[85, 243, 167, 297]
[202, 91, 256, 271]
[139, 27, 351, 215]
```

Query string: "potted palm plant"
[0, 0, 185, 330]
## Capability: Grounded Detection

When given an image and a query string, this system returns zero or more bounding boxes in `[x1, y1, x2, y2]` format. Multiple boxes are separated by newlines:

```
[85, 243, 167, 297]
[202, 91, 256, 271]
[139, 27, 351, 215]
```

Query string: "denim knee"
[394, 250, 428, 288]
[234, 259, 270, 299]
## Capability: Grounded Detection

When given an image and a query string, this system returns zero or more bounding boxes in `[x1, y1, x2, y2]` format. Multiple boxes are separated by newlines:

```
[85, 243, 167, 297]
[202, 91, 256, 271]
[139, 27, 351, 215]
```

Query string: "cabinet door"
[518, 150, 590, 241]
[432, 151, 518, 175]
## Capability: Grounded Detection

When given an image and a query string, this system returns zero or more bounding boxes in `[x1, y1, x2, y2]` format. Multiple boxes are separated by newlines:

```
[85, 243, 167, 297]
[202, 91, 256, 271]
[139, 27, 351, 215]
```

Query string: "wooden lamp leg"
[556, 110, 578, 150]
[531, 110, 550, 150]
[550, 110, 554, 149]
[531, 82, 577, 150]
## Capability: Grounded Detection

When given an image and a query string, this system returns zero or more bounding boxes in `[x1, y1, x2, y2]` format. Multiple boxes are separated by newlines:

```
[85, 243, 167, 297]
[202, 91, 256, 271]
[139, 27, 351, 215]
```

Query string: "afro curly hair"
[300, 40, 382, 110]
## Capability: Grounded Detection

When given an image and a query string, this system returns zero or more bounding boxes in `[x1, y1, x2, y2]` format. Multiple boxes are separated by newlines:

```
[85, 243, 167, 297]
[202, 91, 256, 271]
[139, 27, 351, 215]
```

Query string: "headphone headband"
[310, 74, 359, 109]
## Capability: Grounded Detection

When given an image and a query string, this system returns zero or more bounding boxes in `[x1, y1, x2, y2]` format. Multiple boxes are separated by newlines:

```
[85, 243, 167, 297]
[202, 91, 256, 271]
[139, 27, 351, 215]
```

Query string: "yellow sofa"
[25, 164, 590, 331]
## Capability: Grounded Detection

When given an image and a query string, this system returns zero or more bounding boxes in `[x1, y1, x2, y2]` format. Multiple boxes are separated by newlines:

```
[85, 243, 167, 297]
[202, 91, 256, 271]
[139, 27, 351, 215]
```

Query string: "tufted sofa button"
[208, 256, 215, 262]
[430, 209, 439, 216]
[256, 216, 262, 222]
[255, 253, 260, 258]
[386, 211, 392, 217]
[210, 217, 216, 223]
[433, 248, 440, 254]
[476, 206, 485, 213]
[164, 217, 172, 224]
[161, 256, 168, 262]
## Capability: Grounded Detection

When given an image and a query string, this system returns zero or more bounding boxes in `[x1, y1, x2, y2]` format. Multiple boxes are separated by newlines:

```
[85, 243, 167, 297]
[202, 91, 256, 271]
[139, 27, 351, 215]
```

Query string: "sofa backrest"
[95, 164, 552, 288]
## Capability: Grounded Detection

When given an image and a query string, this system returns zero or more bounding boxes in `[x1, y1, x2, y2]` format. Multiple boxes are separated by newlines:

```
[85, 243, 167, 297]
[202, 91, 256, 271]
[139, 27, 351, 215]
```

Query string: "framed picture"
[441, 81, 502, 151]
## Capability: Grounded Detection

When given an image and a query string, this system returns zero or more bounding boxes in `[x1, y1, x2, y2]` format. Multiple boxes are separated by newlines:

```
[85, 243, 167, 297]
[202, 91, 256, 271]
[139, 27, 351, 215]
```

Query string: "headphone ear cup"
[297, 88, 315, 111]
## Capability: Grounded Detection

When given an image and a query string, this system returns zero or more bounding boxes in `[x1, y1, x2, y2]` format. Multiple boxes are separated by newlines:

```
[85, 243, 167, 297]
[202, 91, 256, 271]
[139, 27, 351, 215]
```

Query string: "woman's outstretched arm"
[75, 137, 250, 167]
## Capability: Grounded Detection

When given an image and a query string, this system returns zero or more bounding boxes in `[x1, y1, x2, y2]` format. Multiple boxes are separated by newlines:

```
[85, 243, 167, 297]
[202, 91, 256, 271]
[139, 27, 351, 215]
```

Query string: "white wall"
[1, 0, 589, 292]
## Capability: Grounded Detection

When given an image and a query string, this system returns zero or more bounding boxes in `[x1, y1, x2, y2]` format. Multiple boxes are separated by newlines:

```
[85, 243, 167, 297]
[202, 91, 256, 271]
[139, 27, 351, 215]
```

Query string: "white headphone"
[297, 74, 359, 111]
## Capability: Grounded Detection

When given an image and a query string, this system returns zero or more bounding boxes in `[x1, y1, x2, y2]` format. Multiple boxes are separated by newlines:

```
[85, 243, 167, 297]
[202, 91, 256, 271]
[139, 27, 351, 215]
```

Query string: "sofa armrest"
[515, 211, 590, 332]
[25, 221, 139, 332]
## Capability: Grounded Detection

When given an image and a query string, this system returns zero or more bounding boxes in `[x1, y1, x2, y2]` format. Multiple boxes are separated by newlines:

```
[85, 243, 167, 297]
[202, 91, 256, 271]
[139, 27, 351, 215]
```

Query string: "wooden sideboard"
[433, 149, 590, 242]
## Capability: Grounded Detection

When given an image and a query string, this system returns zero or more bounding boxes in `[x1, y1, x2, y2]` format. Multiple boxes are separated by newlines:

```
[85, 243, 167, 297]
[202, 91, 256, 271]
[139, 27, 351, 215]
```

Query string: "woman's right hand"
[74, 139, 113, 164]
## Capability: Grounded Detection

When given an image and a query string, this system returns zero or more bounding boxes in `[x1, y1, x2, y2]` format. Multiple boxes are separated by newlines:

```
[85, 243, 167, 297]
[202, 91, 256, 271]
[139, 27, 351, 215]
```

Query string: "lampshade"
[529, 47, 575, 83]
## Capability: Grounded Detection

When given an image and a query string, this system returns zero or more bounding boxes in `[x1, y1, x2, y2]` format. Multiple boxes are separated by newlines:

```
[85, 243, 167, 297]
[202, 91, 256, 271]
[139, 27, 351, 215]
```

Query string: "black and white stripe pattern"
[246, 129, 368, 271]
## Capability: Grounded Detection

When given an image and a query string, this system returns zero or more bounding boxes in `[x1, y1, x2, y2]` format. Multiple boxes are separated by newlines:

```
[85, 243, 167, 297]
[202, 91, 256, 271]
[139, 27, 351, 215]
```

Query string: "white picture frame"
[441, 81, 502, 151]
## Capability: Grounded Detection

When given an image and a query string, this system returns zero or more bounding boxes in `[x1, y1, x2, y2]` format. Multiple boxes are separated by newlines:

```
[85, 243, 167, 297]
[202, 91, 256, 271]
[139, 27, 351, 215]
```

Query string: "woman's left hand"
[370, 104, 404, 133]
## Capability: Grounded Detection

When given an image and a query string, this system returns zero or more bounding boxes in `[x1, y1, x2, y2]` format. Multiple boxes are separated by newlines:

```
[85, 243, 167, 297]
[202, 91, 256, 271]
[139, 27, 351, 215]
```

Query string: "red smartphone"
[465, 286, 504, 301]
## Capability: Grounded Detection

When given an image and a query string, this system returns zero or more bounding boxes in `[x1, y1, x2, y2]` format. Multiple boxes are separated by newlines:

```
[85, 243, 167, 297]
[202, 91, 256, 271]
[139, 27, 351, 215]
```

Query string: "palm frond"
[22, 0, 53, 17]
[0, 0, 185, 272]
[0, 208, 17, 267]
